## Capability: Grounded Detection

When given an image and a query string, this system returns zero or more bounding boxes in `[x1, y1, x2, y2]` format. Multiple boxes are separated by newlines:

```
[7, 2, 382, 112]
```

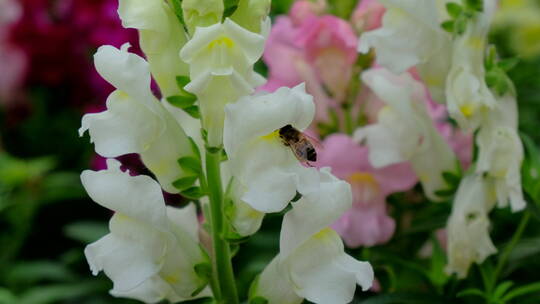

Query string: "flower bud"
[182, 0, 224, 34]
[231, 0, 271, 33]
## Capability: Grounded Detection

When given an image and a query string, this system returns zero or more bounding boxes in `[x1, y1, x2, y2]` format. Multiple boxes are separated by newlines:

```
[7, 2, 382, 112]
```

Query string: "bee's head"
[279, 124, 294, 136]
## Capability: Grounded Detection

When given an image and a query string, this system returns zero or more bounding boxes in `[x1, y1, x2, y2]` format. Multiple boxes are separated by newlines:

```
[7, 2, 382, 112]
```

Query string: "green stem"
[205, 149, 239, 304]
[343, 104, 354, 135]
[492, 211, 530, 285]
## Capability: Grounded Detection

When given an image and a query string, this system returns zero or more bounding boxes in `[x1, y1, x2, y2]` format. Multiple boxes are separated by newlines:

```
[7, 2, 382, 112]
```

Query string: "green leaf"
[442, 171, 460, 187]
[493, 281, 514, 300]
[221, 149, 228, 162]
[446, 2, 463, 18]
[485, 45, 498, 70]
[181, 187, 206, 200]
[167, 95, 197, 109]
[184, 105, 201, 119]
[427, 235, 448, 287]
[464, 0, 483, 11]
[168, 0, 186, 29]
[249, 296, 268, 304]
[498, 57, 520, 72]
[454, 15, 468, 35]
[176, 75, 191, 90]
[441, 20, 455, 33]
[194, 262, 212, 281]
[178, 156, 202, 175]
[63, 221, 108, 243]
[173, 175, 199, 191]
[456, 288, 486, 299]
[521, 164, 539, 200]
[224, 229, 251, 243]
[434, 188, 455, 198]
[201, 128, 208, 143]
[188, 136, 202, 160]
[502, 282, 540, 302]
[223, 0, 239, 20]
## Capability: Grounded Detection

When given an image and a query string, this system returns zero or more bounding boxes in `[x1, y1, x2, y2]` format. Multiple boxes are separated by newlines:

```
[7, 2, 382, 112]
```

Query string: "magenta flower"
[7, 0, 138, 110]
[0, 0, 27, 105]
[316, 134, 417, 247]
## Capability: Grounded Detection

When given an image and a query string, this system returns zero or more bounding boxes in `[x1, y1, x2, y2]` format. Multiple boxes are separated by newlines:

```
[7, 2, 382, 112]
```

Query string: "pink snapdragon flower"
[261, 10, 357, 122]
[289, 0, 327, 25]
[351, 0, 386, 32]
[316, 134, 417, 247]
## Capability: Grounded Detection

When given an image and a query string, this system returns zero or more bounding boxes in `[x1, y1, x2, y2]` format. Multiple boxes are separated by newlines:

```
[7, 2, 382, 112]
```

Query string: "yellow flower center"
[348, 172, 380, 203]
[313, 227, 334, 240]
[261, 130, 280, 141]
[208, 37, 235, 50]
[460, 104, 475, 118]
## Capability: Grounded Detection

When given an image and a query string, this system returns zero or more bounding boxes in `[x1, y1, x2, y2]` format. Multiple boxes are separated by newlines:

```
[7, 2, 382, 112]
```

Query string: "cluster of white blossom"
[78, 0, 374, 303]
[358, 0, 525, 277]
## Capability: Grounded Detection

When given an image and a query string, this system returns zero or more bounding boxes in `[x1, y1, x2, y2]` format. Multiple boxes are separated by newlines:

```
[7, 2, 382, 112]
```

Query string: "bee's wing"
[304, 133, 323, 150]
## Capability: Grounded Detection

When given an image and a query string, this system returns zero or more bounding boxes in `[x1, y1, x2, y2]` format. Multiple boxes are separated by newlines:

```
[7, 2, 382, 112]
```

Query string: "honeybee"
[279, 124, 318, 163]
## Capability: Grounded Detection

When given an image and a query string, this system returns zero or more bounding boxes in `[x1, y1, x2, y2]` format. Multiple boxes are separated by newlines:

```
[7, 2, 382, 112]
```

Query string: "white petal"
[256, 257, 303, 304]
[476, 97, 525, 211]
[446, 174, 497, 278]
[223, 163, 265, 236]
[280, 169, 352, 258]
[118, 0, 189, 97]
[85, 214, 167, 292]
[110, 276, 183, 304]
[79, 90, 161, 158]
[359, 0, 451, 74]
[80, 159, 168, 230]
[361, 68, 457, 201]
[94, 45, 156, 110]
[287, 228, 373, 304]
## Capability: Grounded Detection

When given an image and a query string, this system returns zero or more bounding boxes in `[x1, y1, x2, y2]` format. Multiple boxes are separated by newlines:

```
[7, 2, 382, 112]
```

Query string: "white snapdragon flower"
[223, 84, 319, 218]
[477, 94, 525, 212]
[446, 0, 497, 131]
[446, 174, 497, 278]
[180, 18, 266, 147]
[355, 68, 457, 201]
[81, 159, 208, 303]
[79, 44, 195, 194]
[118, 0, 189, 97]
[358, 0, 452, 102]
[254, 169, 373, 304]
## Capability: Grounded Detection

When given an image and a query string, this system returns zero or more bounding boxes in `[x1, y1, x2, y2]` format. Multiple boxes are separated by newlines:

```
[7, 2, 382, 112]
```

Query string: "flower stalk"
[492, 211, 531, 286]
[205, 148, 239, 304]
